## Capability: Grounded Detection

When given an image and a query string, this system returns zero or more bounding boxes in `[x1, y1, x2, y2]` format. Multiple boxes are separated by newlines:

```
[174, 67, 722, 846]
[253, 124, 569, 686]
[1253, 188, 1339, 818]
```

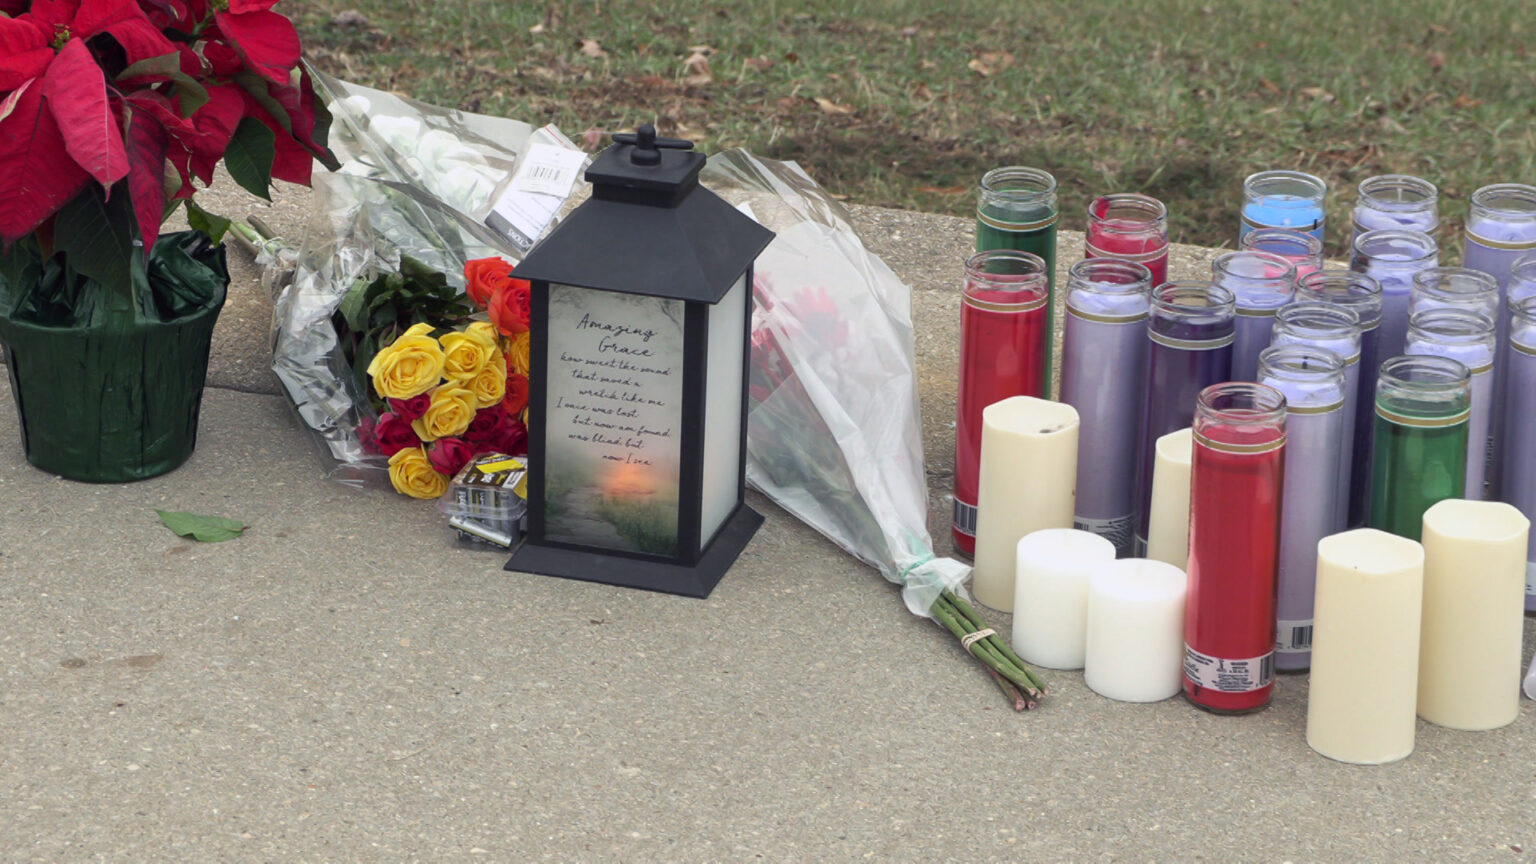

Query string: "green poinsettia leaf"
[155, 509, 247, 543]
[224, 117, 276, 201]
[53, 183, 136, 298]
[185, 200, 232, 244]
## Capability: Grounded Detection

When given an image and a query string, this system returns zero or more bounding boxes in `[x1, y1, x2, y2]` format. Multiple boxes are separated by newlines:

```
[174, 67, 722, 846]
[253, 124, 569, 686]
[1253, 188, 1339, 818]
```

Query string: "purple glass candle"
[1259, 345, 1346, 671]
[1212, 251, 1297, 382]
[1406, 308, 1497, 500]
[1132, 282, 1236, 554]
[1499, 296, 1536, 611]
[1350, 229, 1438, 363]
[1240, 228, 1324, 282]
[1061, 259, 1154, 557]
[1464, 184, 1536, 295]
[1295, 271, 1383, 528]
[1351, 174, 1439, 245]
[1270, 301, 1363, 530]
[1410, 267, 1500, 320]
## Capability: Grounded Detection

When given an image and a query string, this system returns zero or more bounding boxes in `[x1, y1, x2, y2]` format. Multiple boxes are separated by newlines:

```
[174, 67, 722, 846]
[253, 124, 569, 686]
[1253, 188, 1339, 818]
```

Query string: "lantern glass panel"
[700, 274, 748, 547]
[541, 283, 685, 556]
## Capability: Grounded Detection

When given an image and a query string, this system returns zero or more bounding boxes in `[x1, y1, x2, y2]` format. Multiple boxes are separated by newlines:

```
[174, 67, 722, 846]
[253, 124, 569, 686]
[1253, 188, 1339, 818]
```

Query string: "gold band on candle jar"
[1148, 330, 1236, 350]
[976, 210, 1059, 233]
[1466, 362, 1494, 376]
[1286, 399, 1345, 416]
[1465, 231, 1536, 252]
[1236, 305, 1285, 318]
[1193, 430, 1287, 455]
[1375, 404, 1472, 428]
[1512, 339, 1536, 358]
[962, 294, 1049, 314]
[1083, 241, 1162, 263]
[1066, 305, 1149, 325]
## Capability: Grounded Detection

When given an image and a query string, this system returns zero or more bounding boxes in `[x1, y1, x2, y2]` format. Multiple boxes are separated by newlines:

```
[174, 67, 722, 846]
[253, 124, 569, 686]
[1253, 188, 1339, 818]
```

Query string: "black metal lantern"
[505, 124, 775, 598]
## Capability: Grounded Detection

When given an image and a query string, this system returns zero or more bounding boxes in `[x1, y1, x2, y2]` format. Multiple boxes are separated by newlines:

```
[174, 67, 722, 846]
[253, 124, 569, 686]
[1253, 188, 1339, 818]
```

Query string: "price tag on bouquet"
[485, 140, 588, 252]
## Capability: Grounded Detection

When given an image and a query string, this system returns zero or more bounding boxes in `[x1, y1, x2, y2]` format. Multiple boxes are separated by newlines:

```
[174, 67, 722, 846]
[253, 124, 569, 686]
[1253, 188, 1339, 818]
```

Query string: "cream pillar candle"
[971, 396, 1079, 612]
[1011, 529, 1116, 669]
[1417, 499, 1530, 730]
[1305, 529, 1424, 764]
[1144, 428, 1193, 568]
[1083, 559, 1188, 702]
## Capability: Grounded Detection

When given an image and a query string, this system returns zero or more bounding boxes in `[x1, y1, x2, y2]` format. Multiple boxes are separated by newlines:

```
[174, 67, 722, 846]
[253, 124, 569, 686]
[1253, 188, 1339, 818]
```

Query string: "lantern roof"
[512, 126, 775, 304]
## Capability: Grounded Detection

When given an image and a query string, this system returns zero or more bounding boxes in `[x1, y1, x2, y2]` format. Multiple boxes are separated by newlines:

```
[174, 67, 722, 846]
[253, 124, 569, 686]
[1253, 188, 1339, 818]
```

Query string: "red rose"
[374, 412, 421, 457]
[502, 373, 529, 417]
[357, 415, 380, 455]
[498, 418, 529, 456]
[388, 393, 432, 422]
[488, 277, 532, 337]
[463, 407, 510, 451]
[464, 257, 515, 309]
[428, 436, 475, 476]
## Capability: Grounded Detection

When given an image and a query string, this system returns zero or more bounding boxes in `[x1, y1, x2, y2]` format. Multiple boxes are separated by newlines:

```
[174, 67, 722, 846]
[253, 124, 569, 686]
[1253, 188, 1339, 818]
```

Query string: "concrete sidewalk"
[0, 180, 1531, 862]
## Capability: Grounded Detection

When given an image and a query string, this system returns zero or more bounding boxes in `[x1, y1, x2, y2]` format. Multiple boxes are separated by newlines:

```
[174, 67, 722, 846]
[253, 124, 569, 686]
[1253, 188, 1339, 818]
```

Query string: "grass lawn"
[294, 0, 1535, 260]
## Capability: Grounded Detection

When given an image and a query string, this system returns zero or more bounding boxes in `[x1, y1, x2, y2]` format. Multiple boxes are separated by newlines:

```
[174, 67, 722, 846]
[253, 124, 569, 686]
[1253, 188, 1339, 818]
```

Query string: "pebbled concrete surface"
[0, 175, 1530, 862]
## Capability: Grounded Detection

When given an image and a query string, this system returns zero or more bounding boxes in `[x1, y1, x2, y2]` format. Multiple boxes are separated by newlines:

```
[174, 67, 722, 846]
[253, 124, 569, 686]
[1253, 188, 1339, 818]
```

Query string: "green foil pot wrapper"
[0, 232, 229, 483]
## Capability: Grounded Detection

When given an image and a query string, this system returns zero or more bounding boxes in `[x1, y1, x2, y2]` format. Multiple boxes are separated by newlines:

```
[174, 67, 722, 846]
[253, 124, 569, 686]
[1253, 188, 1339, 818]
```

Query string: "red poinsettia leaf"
[71, 0, 153, 39]
[227, 0, 279, 12]
[266, 121, 313, 185]
[186, 83, 242, 184]
[24, 0, 82, 29]
[41, 38, 129, 188]
[0, 15, 48, 53]
[100, 17, 179, 66]
[0, 80, 91, 241]
[213, 9, 300, 85]
[122, 106, 168, 251]
[0, 48, 53, 92]
[0, 0, 29, 14]
[0, 79, 34, 124]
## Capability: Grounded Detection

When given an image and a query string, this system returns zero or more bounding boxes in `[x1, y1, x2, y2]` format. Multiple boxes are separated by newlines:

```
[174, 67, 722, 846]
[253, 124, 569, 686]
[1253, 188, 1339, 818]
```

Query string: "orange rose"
[488, 277, 532, 337]
[502, 373, 529, 417]
[464, 257, 515, 309]
[507, 331, 531, 378]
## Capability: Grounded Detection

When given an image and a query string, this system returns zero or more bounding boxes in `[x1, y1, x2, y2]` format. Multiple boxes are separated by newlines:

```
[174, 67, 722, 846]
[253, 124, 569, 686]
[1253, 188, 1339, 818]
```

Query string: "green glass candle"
[1368, 355, 1471, 541]
[977, 166, 1059, 395]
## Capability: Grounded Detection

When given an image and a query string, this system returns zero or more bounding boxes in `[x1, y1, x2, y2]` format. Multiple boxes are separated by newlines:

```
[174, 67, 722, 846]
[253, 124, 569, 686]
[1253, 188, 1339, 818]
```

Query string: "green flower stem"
[930, 594, 1040, 699]
[985, 665, 1034, 711]
[944, 590, 1050, 694]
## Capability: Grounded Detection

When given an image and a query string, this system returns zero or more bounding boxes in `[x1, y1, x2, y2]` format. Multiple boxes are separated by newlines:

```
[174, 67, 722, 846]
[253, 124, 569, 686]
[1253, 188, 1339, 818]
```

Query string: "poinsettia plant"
[0, 0, 337, 295]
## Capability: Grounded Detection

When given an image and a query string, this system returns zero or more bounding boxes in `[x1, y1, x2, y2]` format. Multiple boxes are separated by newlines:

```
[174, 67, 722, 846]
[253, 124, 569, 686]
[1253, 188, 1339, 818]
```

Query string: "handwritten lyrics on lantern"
[544, 287, 684, 480]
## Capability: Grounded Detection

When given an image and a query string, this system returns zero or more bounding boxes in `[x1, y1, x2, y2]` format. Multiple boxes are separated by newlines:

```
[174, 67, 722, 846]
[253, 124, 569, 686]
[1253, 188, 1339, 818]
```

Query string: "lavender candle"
[1240, 228, 1324, 281]
[1060, 259, 1154, 556]
[1406, 308, 1497, 500]
[1295, 271, 1383, 528]
[1410, 267, 1500, 320]
[1351, 174, 1439, 245]
[1240, 170, 1327, 243]
[1350, 229, 1438, 363]
[1259, 345, 1347, 671]
[1211, 251, 1297, 382]
[1132, 282, 1236, 555]
[1271, 301, 1363, 529]
[1463, 184, 1536, 295]
[1499, 296, 1536, 611]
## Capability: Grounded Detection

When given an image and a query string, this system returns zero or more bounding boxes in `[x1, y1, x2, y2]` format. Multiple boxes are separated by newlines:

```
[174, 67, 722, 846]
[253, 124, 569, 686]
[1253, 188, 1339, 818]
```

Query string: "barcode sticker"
[1075, 514, 1133, 557]
[952, 499, 977, 538]
[485, 143, 587, 252]
[1276, 619, 1314, 654]
[1183, 644, 1274, 693]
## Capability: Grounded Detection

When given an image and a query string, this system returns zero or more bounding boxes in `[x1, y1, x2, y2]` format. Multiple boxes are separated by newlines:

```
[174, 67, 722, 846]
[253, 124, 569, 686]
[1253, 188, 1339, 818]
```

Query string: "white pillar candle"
[1144, 428, 1193, 568]
[1417, 499, 1530, 730]
[971, 396, 1079, 612]
[1306, 529, 1424, 764]
[1011, 528, 1116, 669]
[1083, 558, 1188, 702]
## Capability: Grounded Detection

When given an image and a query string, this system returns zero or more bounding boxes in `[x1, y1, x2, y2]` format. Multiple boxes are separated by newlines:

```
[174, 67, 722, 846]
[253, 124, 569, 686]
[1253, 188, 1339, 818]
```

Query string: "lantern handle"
[612, 123, 694, 167]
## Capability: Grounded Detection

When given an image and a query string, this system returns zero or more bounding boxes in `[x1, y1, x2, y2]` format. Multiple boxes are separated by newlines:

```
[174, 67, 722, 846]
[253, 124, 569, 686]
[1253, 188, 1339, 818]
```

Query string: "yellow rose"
[469, 349, 507, 408]
[410, 385, 476, 441]
[508, 331, 531, 378]
[367, 322, 445, 400]
[439, 323, 498, 382]
[388, 446, 448, 499]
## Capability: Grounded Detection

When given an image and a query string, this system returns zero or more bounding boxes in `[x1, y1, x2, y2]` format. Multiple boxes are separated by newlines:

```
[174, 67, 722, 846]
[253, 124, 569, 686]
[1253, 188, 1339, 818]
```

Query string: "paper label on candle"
[952, 499, 977, 538]
[1275, 619, 1314, 654]
[1183, 645, 1274, 692]
[1075, 515, 1132, 554]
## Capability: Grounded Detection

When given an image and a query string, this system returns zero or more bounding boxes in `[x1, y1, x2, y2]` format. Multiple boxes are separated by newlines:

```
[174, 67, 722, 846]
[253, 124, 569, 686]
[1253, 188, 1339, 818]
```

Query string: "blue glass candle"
[1350, 229, 1438, 363]
[1295, 270, 1383, 528]
[1351, 174, 1439, 245]
[1270, 301, 1362, 530]
[1211, 250, 1296, 382]
[1240, 170, 1327, 243]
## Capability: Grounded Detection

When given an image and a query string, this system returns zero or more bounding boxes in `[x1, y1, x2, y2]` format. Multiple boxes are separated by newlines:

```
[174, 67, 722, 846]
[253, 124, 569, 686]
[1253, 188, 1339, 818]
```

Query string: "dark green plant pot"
[0, 233, 229, 483]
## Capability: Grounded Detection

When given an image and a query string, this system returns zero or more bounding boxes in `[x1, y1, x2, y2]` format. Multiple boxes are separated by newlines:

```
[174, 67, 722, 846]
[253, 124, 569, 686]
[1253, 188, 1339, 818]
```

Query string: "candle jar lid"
[1375, 355, 1471, 424]
[1239, 228, 1324, 268]
[1085, 193, 1169, 245]
[977, 166, 1059, 215]
[1194, 381, 1287, 451]
[1211, 251, 1297, 311]
[1243, 169, 1327, 205]
[1273, 301, 1363, 363]
[1406, 308, 1496, 372]
[1066, 258, 1153, 319]
[1355, 174, 1439, 214]
[964, 249, 1049, 306]
[1295, 270, 1383, 328]
[1351, 228, 1439, 264]
[1409, 267, 1500, 320]
[1258, 344, 1346, 410]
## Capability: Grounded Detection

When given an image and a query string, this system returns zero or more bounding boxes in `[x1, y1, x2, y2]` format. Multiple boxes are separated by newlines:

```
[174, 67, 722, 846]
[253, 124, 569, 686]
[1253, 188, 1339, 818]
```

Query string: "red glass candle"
[1183, 382, 1287, 713]
[1084, 193, 1170, 286]
[953, 250, 1049, 556]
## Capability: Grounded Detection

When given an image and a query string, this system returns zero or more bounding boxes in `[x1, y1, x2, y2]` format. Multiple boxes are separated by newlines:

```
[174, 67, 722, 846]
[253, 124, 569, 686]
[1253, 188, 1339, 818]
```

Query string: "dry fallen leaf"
[1452, 92, 1482, 110]
[1258, 77, 1280, 95]
[1298, 86, 1335, 103]
[745, 56, 774, 72]
[687, 44, 715, 55]
[529, 22, 545, 35]
[968, 50, 1015, 77]
[683, 51, 712, 86]
[1426, 50, 1447, 71]
[815, 97, 853, 115]
[578, 38, 606, 58]
[899, 25, 919, 37]
[918, 185, 967, 195]
[911, 82, 934, 101]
